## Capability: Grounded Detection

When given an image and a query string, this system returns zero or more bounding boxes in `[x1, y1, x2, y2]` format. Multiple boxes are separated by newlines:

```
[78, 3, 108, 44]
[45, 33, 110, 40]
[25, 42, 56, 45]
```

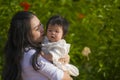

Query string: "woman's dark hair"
[46, 15, 69, 38]
[2, 11, 41, 80]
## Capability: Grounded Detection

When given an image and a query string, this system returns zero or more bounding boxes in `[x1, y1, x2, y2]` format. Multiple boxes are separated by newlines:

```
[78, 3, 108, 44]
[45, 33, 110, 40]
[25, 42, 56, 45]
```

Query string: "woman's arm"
[62, 71, 73, 80]
[37, 55, 72, 80]
[41, 51, 53, 62]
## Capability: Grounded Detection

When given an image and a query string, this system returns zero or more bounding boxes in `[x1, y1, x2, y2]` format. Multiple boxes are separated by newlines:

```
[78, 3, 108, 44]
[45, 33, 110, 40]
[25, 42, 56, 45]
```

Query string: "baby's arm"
[42, 41, 70, 64]
[41, 51, 70, 64]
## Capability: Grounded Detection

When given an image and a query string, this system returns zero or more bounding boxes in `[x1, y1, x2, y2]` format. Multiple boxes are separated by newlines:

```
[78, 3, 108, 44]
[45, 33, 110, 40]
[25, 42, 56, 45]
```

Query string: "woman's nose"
[41, 28, 44, 34]
[40, 26, 44, 34]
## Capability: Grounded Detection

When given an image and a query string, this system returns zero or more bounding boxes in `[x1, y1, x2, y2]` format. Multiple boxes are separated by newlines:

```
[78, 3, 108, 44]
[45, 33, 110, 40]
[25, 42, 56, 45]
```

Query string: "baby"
[42, 15, 79, 76]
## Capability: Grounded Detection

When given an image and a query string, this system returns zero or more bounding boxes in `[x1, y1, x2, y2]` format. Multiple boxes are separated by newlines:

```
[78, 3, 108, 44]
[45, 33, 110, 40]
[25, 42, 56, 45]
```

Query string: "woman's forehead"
[30, 16, 40, 29]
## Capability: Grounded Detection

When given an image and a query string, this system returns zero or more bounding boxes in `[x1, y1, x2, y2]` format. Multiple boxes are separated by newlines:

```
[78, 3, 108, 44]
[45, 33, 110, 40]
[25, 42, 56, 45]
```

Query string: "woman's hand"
[58, 55, 70, 64]
[62, 71, 73, 80]
[41, 51, 53, 62]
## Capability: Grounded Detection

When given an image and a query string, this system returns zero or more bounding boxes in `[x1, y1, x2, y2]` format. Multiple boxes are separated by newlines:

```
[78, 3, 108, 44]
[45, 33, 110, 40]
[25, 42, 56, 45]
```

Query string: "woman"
[2, 11, 72, 80]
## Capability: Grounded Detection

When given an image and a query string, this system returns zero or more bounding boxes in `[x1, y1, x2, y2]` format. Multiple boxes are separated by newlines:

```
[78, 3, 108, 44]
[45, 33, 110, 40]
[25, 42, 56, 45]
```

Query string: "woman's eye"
[35, 28, 39, 31]
[36, 29, 39, 31]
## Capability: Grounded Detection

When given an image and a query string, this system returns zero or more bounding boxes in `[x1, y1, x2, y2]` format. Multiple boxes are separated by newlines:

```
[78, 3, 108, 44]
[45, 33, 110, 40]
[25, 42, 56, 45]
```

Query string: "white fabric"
[21, 48, 64, 80]
[42, 37, 79, 76]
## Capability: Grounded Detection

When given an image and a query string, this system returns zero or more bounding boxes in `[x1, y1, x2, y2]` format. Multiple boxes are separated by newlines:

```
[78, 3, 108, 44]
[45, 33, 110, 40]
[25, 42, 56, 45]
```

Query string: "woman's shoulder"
[24, 47, 36, 56]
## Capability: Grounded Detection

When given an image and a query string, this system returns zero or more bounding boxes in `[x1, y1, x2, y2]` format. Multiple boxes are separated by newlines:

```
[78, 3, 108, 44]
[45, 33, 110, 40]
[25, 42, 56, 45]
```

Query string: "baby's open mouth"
[51, 36, 54, 38]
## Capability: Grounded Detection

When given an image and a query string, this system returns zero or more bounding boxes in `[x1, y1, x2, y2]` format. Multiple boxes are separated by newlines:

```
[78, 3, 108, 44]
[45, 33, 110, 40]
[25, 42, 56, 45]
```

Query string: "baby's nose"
[51, 31, 55, 34]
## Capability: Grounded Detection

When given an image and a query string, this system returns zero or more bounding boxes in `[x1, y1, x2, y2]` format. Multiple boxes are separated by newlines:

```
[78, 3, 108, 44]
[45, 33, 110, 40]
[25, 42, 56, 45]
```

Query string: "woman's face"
[30, 16, 44, 43]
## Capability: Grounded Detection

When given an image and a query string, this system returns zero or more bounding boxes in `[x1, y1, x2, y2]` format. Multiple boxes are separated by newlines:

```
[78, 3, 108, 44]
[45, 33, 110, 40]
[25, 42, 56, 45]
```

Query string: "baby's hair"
[46, 15, 69, 38]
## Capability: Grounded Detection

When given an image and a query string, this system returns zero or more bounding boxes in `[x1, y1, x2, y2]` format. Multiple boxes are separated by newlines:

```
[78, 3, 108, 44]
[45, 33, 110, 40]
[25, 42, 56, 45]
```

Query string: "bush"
[0, 0, 120, 80]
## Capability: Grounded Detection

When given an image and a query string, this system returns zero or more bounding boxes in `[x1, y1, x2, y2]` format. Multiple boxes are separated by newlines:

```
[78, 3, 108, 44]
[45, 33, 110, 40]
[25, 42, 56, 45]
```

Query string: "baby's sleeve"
[49, 45, 66, 61]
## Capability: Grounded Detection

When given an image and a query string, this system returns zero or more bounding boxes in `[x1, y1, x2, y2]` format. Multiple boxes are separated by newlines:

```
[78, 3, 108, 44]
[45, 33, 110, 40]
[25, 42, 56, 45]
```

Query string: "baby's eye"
[56, 31, 59, 33]
[48, 30, 52, 32]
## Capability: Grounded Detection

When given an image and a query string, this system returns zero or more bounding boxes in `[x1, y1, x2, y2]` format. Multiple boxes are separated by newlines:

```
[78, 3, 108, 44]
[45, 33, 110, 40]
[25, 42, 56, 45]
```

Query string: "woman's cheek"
[32, 31, 39, 42]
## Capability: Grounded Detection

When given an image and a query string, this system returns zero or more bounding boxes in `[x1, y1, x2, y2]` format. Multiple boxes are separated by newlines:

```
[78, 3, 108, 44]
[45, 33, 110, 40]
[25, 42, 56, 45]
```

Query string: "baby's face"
[47, 24, 63, 42]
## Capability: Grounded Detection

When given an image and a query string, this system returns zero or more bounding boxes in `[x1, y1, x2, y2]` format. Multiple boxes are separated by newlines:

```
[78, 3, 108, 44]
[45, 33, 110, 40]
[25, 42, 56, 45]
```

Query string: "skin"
[47, 24, 63, 42]
[42, 24, 70, 63]
[47, 24, 70, 63]
[30, 15, 72, 80]
[30, 16, 44, 43]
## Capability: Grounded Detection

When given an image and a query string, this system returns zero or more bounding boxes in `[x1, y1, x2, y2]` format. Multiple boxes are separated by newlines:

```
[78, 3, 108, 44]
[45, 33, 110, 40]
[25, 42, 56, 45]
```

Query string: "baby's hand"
[58, 55, 70, 64]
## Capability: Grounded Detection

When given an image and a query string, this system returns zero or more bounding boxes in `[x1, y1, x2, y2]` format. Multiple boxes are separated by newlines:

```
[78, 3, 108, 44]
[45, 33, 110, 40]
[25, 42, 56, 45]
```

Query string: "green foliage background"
[0, 0, 120, 80]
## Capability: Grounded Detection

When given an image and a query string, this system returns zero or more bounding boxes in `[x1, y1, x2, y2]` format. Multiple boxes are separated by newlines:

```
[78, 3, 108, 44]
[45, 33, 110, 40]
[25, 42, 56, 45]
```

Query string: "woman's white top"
[21, 48, 64, 80]
[42, 37, 79, 76]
